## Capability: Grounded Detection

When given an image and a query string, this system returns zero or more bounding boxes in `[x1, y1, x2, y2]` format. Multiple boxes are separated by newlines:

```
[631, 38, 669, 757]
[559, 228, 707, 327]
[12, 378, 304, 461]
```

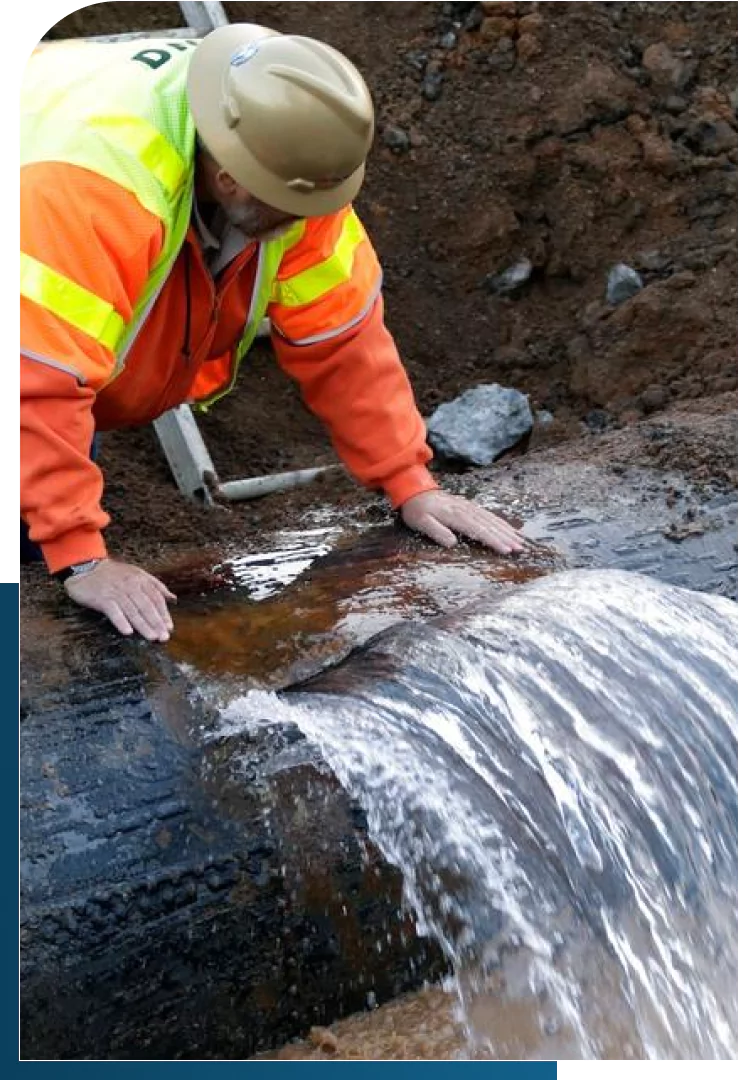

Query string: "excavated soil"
[37, 1, 736, 570]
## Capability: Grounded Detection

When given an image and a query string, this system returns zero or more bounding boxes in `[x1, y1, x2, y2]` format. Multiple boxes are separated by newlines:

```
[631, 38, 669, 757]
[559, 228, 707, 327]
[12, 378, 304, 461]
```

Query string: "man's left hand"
[400, 490, 524, 555]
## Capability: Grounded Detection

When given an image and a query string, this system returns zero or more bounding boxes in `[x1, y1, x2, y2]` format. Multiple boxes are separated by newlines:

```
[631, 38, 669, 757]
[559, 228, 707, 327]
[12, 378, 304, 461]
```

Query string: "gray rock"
[584, 409, 612, 434]
[635, 250, 671, 273]
[685, 119, 736, 157]
[426, 384, 533, 466]
[464, 7, 484, 31]
[422, 71, 445, 101]
[382, 125, 411, 152]
[606, 263, 643, 305]
[440, 31, 457, 49]
[483, 257, 533, 296]
[405, 50, 428, 74]
[640, 385, 667, 413]
[663, 95, 688, 114]
[536, 410, 555, 425]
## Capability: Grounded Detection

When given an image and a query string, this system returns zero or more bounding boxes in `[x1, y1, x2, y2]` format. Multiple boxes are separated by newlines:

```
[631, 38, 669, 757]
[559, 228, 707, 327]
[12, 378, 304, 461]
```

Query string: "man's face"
[219, 186, 298, 241]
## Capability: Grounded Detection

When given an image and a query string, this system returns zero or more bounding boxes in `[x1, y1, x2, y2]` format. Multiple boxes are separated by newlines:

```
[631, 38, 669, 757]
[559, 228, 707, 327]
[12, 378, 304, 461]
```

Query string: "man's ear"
[215, 169, 238, 197]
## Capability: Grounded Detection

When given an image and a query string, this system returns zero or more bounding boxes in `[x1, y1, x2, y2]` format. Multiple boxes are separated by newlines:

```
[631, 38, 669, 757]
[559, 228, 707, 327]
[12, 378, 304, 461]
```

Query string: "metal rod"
[178, 2, 229, 31]
[77, 27, 207, 42]
[217, 465, 340, 502]
[153, 406, 217, 506]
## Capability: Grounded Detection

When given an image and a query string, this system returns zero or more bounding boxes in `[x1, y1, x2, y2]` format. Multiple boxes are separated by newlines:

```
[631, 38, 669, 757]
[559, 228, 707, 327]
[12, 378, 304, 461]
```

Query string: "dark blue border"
[14, 1067, 556, 1075]
[6, 584, 20, 1066]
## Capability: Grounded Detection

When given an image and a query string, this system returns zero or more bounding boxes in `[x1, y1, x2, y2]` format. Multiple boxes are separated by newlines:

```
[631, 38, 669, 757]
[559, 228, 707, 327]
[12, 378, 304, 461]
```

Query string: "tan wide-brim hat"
[187, 24, 374, 218]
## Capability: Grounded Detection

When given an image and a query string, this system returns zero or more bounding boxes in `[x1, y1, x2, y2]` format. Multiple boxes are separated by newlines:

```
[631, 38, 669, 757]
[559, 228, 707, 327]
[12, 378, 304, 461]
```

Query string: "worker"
[21, 23, 524, 643]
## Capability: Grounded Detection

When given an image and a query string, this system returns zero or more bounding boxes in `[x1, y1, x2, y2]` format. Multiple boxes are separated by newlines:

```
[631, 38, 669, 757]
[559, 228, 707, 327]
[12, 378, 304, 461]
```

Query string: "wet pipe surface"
[20, 483, 737, 1059]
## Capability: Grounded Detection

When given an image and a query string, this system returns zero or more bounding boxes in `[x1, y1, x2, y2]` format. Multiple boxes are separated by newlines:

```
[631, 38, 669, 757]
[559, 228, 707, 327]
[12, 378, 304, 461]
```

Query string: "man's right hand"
[63, 558, 176, 642]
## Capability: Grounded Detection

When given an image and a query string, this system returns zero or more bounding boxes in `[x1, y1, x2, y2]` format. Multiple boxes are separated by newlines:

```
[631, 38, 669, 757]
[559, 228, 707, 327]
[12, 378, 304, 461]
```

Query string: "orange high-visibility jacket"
[21, 163, 438, 572]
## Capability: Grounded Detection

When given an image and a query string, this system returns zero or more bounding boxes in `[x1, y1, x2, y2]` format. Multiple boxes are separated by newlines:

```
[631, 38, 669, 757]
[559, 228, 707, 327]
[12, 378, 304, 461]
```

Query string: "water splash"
[219, 570, 738, 1059]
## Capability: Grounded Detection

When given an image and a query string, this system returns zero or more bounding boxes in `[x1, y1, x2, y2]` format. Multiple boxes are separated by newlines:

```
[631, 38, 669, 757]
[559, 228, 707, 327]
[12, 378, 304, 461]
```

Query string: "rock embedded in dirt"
[483, 257, 533, 296]
[517, 34, 543, 62]
[404, 50, 428, 75]
[463, 6, 484, 32]
[684, 118, 736, 156]
[640, 132, 678, 174]
[606, 264, 644, 305]
[642, 42, 689, 91]
[663, 95, 689, 114]
[635, 250, 672, 273]
[481, 1, 517, 15]
[584, 408, 613, 434]
[426, 384, 533, 466]
[640, 385, 668, 413]
[382, 125, 411, 153]
[518, 12, 545, 35]
[479, 16, 517, 42]
[421, 71, 444, 102]
[309, 1027, 340, 1053]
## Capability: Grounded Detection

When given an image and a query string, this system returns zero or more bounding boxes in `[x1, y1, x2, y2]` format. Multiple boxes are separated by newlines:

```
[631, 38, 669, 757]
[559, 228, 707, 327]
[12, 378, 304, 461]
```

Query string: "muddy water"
[167, 524, 560, 690]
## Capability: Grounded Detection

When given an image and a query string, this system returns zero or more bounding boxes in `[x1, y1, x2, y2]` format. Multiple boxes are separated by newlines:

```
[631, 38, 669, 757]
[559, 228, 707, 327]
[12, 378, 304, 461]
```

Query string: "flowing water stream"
[216, 570, 737, 1059]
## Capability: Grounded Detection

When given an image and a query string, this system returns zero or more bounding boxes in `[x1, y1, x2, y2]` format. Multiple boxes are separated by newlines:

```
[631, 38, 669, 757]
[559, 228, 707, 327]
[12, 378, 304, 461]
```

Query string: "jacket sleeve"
[20, 162, 163, 571]
[269, 210, 438, 508]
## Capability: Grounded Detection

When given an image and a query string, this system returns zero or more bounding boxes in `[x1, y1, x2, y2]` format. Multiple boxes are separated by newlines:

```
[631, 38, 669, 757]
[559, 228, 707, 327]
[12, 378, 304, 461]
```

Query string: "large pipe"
[19, 593, 445, 1060]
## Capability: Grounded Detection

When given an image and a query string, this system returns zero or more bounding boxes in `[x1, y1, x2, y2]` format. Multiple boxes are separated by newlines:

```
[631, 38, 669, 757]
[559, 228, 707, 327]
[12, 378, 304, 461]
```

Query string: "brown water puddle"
[165, 524, 559, 688]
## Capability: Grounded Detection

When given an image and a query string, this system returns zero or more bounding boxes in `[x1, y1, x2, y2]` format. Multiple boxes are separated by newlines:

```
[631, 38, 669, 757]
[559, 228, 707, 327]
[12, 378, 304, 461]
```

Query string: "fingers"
[454, 505, 524, 554]
[104, 600, 135, 638]
[145, 574, 178, 603]
[425, 499, 523, 554]
[402, 491, 525, 554]
[417, 513, 458, 549]
[118, 587, 173, 643]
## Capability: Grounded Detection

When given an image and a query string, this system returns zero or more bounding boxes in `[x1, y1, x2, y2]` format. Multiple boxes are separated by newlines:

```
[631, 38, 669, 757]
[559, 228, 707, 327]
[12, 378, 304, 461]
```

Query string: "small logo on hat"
[230, 42, 260, 67]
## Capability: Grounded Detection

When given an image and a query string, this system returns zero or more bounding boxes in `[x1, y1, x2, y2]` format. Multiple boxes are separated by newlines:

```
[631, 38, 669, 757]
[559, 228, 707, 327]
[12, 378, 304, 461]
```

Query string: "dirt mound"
[41, 2, 737, 561]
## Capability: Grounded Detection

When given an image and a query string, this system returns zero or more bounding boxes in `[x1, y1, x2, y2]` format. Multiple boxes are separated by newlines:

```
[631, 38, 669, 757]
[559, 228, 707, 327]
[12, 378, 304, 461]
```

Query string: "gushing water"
[219, 570, 738, 1059]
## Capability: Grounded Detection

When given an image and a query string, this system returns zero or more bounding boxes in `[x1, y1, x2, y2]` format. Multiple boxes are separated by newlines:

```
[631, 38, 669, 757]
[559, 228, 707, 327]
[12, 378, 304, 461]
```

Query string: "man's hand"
[64, 559, 176, 642]
[400, 490, 524, 554]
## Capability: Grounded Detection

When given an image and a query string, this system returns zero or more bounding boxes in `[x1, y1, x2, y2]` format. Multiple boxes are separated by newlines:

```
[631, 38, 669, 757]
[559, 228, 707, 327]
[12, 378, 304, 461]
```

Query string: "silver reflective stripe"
[21, 348, 86, 385]
[274, 277, 383, 348]
[247, 242, 267, 326]
[117, 276, 168, 366]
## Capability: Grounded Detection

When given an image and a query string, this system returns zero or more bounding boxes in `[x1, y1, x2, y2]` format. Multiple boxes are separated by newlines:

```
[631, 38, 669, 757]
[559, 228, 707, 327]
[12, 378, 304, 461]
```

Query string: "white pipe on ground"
[217, 465, 340, 502]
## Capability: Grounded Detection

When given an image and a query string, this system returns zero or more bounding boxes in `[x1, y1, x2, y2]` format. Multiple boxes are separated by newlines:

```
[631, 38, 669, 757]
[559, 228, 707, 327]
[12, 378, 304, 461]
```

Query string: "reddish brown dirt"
[39, 2, 737, 567]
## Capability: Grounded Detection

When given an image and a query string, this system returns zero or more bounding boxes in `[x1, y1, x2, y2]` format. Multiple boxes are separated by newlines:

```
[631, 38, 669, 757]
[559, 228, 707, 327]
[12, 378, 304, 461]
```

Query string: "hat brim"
[187, 25, 364, 218]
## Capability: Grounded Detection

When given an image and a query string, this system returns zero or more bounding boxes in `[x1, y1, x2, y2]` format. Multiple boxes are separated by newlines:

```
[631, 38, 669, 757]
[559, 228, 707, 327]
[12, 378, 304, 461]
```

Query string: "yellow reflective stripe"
[87, 114, 187, 198]
[273, 212, 365, 308]
[282, 219, 307, 250]
[20, 252, 126, 352]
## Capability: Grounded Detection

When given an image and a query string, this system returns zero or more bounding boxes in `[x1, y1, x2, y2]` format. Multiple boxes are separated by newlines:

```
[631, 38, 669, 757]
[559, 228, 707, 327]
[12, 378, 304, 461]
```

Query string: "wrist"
[384, 466, 439, 510]
[54, 557, 107, 584]
[42, 528, 108, 575]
